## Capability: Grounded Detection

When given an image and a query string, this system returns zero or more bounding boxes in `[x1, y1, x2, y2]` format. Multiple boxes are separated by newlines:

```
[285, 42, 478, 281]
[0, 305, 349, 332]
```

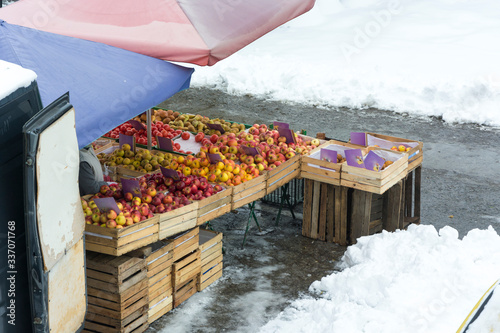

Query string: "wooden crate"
[300, 140, 364, 186]
[402, 165, 422, 227]
[172, 249, 201, 308]
[169, 227, 200, 262]
[231, 173, 268, 210]
[84, 253, 149, 333]
[85, 215, 159, 256]
[302, 179, 349, 245]
[266, 154, 301, 194]
[128, 240, 174, 324]
[198, 229, 223, 291]
[196, 186, 232, 225]
[364, 132, 423, 173]
[302, 179, 419, 245]
[340, 148, 408, 195]
[157, 201, 199, 240]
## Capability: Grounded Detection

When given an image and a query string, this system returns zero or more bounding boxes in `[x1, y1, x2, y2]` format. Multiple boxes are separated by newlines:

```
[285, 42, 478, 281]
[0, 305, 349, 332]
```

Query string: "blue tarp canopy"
[0, 20, 194, 148]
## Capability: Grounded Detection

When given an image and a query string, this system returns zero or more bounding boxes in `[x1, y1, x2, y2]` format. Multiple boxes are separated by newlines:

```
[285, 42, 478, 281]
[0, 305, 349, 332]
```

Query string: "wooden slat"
[318, 183, 328, 241]
[201, 242, 222, 264]
[339, 186, 348, 245]
[382, 180, 403, 232]
[198, 267, 223, 291]
[267, 168, 300, 194]
[326, 184, 335, 243]
[349, 190, 372, 244]
[173, 278, 197, 308]
[302, 179, 313, 238]
[414, 165, 421, 219]
[199, 230, 223, 252]
[405, 172, 413, 218]
[310, 181, 321, 239]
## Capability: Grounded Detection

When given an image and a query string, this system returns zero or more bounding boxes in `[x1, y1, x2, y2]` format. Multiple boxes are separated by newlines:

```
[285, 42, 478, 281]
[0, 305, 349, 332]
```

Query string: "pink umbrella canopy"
[0, 0, 315, 66]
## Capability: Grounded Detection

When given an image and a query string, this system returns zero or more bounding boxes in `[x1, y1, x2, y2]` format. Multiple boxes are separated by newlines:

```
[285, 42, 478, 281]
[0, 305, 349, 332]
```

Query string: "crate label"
[241, 145, 260, 156]
[119, 133, 136, 152]
[129, 120, 146, 131]
[121, 178, 142, 197]
[157, 135, 174, 151]
[273, 121, 289, 130]
[363, 151, 385, 172]
[93, 197, 121, 214]
[206, 123, 225, 134]
[277, 127, 296, 144]
[208, 153, 223, 164]
[320, 149, 338, 163]
[345, 149, 365, 168]
[350, 132, 366, 146]
[160, 166, 180, 180]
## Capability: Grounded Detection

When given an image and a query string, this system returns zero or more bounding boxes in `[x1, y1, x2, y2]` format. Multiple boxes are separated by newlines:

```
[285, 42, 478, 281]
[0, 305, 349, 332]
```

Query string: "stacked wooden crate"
[84, 252, 149, 333]
[198, 229, 223, 291]
[129, 240, 175, 324]
[169, 227, 201, 308]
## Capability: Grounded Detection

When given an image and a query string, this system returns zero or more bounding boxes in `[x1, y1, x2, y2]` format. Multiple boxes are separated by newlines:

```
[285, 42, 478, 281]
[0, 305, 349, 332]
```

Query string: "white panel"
[48, 238, 86, 332]
[36, 109, 85, 271]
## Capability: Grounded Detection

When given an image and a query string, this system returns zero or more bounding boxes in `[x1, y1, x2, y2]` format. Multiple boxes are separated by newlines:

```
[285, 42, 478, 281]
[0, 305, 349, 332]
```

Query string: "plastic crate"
[261, 178, 304, 208]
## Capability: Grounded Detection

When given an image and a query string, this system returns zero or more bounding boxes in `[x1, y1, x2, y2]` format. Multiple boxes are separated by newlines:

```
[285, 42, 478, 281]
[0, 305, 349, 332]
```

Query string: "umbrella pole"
[147, 109, 152, 150]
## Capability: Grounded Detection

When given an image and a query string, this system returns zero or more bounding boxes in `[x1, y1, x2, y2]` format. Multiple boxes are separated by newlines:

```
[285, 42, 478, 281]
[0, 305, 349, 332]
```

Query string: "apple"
[162, 195, 173, 204]
[106, 219, 117, 228]
[116, 214, 126, 226]
[311, 139, 320, 147]
[139, 205, 149, 217]
[210, 134, 219, 144]
[100, 184, 110, 195]
[142, 194, 152, 204]
[266, 137, 274, 145]
[132, 196, 141, 206]
[91, 213, 100, 223]
[125, 217, 134, 226]
[107, 209, 118, 220]
[131, 211, 141, 223]
[146, 187, 157, 197]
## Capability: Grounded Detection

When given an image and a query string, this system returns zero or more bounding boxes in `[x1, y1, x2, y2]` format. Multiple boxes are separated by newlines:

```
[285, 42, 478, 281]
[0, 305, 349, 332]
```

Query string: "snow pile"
[260, 224, 500, 333]
[191, 0, 500, 126]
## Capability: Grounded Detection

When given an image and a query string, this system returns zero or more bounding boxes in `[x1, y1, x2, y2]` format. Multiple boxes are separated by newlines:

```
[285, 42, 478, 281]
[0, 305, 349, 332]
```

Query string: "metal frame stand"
[274, 182, 296, 226]
[242, 202, 261, 247]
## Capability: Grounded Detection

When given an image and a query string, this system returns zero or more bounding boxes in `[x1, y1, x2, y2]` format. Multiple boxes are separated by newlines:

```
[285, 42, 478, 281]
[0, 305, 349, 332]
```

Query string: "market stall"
[79, 108, 423, 332]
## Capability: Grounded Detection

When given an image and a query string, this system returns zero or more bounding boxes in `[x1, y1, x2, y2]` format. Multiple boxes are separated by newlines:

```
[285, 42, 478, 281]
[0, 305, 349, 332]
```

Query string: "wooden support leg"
[383, 180, 403, 232]
[350, 189, 372, 244]
[405, 171, 413, 218]
[339, 186, 349, 245]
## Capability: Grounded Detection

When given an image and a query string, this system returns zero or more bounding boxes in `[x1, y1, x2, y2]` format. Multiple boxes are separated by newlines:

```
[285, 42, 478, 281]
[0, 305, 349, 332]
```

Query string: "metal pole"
[147, 109, 152, 150]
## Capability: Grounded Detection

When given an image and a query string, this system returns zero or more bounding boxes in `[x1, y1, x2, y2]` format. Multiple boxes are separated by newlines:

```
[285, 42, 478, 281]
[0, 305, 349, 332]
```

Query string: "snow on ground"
[191, 0, 500, 127]
[259, 225, 500, 333]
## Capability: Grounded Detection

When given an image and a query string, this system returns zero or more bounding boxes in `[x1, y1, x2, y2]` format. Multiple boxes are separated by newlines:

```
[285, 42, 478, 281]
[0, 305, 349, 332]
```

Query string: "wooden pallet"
[172, 249, 201, 308]
[231, 173, 268, 210]
[157, 201, 199, 240]
[85, 215, 159, 256]
[266, 154, 301, 194]
[169, 227, 200, 262]
[128, 240, 174, 324]
[340, 148, 408, 195]
[196, 186, 232, 225]
[302, 179, 349, 245]
[84, 252, 149, 333]
[198, 229, 223, 291]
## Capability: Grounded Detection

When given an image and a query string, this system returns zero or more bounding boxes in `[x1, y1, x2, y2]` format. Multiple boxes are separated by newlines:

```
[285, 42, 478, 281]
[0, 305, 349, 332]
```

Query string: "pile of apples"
[160, 124, 321, 186]
[98, 144, 181, 173]
[104, 120, 190, 152]
[81, 171, 224, 229]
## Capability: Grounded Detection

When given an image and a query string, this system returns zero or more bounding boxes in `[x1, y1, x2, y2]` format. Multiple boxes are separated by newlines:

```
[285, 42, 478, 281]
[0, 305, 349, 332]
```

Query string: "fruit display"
[160, 124, 322, 186]
[128, 109, 248, 135]
[81, 171, 224, 229]
[97, 144, 183, 173]
[103, 119, 184, 149]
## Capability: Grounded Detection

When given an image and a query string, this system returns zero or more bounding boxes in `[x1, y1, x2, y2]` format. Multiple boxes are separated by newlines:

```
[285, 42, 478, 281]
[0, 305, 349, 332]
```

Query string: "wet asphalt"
[145, 87, 500, 333]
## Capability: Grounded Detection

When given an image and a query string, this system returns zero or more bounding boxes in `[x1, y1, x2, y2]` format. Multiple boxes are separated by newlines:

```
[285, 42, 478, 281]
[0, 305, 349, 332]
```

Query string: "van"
[1, 60, 86, 332]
